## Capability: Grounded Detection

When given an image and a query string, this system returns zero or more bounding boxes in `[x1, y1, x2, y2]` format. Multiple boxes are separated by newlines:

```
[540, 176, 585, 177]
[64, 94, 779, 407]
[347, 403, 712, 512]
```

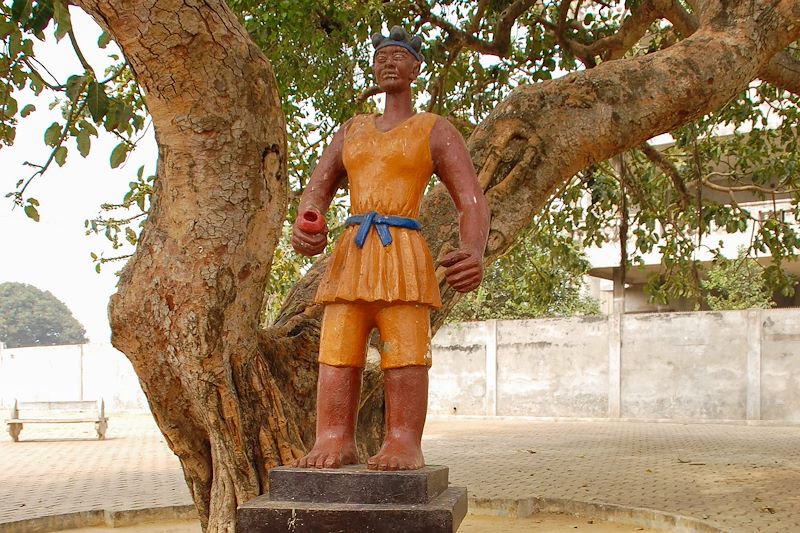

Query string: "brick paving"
[0, 414, 190, 529]
[425, 419, 800, 533]
[1, 414, 798, 532]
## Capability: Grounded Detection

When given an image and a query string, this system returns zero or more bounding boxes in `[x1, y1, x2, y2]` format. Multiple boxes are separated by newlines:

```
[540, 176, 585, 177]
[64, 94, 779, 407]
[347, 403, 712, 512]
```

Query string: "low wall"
[0, 343, 147, 410]
[429, 308, 800, 422]
[2, 309, 797, 422]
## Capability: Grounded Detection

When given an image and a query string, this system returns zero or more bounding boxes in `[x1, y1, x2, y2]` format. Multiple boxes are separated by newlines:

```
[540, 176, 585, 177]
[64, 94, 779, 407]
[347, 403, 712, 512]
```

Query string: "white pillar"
[608, 267, 624, 418]
[485, 319, 498, 417]
[746, 310, 762, 420]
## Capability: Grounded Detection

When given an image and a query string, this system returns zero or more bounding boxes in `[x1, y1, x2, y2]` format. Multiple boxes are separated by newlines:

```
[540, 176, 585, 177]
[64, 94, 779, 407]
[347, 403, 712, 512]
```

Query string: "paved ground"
[61, 514, 662, 532]
[0, 414, 798, 532]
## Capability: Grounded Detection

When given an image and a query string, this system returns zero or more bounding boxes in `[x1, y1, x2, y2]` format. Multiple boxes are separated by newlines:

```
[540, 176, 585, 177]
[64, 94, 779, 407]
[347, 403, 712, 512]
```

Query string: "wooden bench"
[6, 399, 109, 441]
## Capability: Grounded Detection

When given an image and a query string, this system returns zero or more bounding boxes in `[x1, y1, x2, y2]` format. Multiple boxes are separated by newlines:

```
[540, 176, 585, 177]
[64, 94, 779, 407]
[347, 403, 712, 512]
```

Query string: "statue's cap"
[371, 26, 424, 62]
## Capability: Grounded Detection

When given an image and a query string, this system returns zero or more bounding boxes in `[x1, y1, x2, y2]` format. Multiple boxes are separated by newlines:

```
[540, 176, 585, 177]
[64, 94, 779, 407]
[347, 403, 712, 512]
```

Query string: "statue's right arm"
[292, 120, 351, 256]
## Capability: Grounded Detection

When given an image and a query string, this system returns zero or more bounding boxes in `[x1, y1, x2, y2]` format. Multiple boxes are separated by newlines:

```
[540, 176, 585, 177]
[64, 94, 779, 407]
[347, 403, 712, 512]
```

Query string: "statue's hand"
[440, 249, 484, 293]
[292, 209, 328, 256]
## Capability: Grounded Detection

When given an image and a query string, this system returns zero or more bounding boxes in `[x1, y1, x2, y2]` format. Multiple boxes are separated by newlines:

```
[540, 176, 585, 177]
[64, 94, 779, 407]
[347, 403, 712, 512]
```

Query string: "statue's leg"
[368, 303, 431, 471]
[293, 363, 363, 468]
[294, 303, 372, 468]
[367, 365, 428, 470]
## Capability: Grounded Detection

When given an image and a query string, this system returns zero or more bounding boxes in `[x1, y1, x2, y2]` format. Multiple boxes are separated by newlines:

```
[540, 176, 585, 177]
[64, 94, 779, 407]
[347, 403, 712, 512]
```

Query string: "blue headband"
[371, 26, 424, 63]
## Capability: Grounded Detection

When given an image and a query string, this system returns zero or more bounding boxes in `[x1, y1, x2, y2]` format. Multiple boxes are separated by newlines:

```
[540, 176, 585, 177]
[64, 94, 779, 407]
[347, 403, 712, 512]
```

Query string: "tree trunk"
[73, 0, 799, 531]
[72, 1, 300, 531]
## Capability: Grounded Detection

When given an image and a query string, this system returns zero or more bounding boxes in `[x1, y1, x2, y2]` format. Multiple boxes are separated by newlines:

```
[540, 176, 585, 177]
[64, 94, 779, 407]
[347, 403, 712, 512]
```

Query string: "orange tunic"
[315, 112, 442, 308]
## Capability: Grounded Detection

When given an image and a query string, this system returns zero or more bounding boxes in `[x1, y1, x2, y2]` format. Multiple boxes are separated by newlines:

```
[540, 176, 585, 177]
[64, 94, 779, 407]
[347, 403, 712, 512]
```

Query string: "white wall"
[0, 343, 147, 410]
[430, 308, 800, 423]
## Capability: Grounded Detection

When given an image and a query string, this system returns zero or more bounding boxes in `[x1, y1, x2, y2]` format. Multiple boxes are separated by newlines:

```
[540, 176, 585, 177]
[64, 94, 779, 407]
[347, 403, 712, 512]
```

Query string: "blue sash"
[345, 211, 422, 248]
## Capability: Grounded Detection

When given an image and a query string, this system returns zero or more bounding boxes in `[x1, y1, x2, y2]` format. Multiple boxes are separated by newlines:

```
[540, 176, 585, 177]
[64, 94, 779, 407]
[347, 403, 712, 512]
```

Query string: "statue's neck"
[381, 90, 415, 124]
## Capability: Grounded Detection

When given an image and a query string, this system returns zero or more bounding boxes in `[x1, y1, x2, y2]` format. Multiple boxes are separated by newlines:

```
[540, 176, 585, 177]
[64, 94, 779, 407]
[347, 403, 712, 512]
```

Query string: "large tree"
[0, 281, 88, 347]
[3, 0, 800, 530]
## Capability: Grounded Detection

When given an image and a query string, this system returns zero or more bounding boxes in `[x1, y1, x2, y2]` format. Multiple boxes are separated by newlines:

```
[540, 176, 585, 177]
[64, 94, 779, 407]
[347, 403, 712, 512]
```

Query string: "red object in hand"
[297, 209, 326, 234]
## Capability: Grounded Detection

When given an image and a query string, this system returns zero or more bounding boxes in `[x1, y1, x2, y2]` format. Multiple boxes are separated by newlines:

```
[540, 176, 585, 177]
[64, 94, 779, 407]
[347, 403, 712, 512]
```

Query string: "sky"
[0, 9, 157, 343]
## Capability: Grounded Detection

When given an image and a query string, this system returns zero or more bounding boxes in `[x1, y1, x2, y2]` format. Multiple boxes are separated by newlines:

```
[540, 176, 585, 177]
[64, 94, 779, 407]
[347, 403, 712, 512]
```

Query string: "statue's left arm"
[430, 117, 491, 293]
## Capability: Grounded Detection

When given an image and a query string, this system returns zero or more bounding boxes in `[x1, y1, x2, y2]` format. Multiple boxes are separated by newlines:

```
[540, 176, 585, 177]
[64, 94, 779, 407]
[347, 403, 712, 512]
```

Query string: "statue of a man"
[291, 27, 490, 471]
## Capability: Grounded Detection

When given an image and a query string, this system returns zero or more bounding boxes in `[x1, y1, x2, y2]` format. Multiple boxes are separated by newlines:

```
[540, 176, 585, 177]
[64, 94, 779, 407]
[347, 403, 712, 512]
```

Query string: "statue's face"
[372, 45, 420, 93]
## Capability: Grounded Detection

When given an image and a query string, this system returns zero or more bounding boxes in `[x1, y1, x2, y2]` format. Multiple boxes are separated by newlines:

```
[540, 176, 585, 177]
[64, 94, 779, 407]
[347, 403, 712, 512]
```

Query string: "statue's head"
[370, 26, 423, 92]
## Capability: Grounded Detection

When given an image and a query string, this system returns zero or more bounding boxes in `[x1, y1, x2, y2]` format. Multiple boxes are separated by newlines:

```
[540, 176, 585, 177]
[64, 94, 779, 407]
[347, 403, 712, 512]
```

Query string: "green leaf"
[76, 129, 90, 157]
[103, 98, 121, 131]
[54, 145, 67, 166]
[97, 31, 111, 48]
[24, 204, 40, 222]
[110, 142, 129, 168]
[79, 119, 98, 137]
[85, 81, 109, 123]
[0, 17, 14, 39]
[28, 1, 54, 34]
[52, 0, 71, 42]
[65, 75, 86, 102]
[27, 69, 44, 95]
[44, 122, 61, 147]
[8, 31, 21, 56]
[0, 96, 18, 119]
[125, 227, 137, 245]
[20, 104, 35, 117]
[11, 0, 32, 23]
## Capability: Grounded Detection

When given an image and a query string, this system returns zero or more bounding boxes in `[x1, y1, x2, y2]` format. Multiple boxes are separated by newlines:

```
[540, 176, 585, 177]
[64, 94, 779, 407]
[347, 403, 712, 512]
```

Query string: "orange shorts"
[318, 301, 432, 370]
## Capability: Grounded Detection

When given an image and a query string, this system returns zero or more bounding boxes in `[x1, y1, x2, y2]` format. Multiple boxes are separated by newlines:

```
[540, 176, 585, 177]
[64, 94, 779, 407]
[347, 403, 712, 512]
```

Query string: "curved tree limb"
[759, 51, 800, 95]
[413, 0, 536, 57]
[639, 142, 690, 209]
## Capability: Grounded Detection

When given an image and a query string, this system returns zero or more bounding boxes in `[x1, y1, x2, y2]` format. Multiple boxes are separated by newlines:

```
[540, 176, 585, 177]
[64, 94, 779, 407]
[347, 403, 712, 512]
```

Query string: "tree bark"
[72, 0, 800, 531]
[70, 1, 300, 531]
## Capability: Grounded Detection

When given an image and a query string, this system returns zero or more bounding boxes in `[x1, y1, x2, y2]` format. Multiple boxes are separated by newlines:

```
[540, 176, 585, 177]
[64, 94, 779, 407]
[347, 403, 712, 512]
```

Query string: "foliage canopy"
[702, 251, 776, 311]
[0, 281, 88, 348]
[2, 0, 800, 311]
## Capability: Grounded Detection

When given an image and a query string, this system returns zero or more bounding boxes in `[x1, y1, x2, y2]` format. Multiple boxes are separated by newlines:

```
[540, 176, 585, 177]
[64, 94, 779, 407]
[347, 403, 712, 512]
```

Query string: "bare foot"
[293, 436, 358, 469]
[367, 434, 424, 471]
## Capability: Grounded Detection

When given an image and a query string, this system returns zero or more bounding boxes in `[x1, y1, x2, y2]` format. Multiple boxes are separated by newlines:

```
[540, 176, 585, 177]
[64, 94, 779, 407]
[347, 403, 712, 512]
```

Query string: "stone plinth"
[237, 465, 467, 533]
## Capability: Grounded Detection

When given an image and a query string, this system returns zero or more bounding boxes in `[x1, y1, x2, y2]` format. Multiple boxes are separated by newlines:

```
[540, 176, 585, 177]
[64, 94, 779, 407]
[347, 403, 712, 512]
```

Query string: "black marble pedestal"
[237, 465, 467, 533]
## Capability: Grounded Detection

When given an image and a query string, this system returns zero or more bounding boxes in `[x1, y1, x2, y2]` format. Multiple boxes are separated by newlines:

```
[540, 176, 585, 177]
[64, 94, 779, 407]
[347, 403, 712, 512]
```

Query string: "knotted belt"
[345, 211, 422, 248]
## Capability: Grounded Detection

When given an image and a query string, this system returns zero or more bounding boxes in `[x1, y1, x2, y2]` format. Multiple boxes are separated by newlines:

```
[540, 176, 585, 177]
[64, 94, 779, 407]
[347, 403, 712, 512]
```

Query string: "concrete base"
[237, 465, 468, 533]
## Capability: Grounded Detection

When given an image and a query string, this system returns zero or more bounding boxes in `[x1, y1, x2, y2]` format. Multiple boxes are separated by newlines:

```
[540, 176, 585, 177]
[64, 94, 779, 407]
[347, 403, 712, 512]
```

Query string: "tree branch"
[355, 86, 381, 109]
[583, 0, 665, 61]
[555, 0, 698, 66]
[554, 0, 597, 66]
[758, 51, 800, 96]
[413, 0, 536, 57]
[661, 0, 699, 36]
[639, 142, 690, 208]
[702, 173, 800, 195]
[68, 27, 96, 77]
[22, 57, 66, 90]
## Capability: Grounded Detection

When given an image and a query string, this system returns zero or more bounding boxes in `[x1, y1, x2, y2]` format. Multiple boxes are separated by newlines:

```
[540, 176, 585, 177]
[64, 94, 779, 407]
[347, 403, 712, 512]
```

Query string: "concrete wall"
[0, 343, 147, 410]
[620, 312, 749, 419]
[2, 309, 798, 422]
[429, 308, 800, 423]
[428, 322, 488, 416]
[495, 317, 609, 417]
[760, 311, 800, 421]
